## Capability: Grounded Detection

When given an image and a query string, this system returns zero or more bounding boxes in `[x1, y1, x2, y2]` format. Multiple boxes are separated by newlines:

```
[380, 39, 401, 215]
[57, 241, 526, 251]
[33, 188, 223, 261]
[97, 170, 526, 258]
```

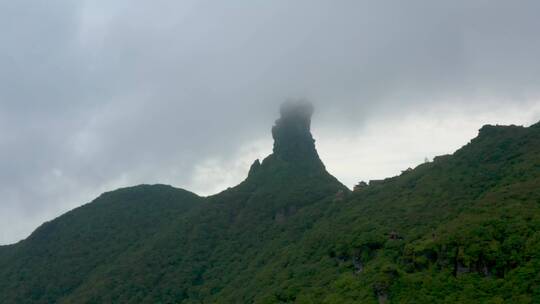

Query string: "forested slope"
[0, 103, 538, 303]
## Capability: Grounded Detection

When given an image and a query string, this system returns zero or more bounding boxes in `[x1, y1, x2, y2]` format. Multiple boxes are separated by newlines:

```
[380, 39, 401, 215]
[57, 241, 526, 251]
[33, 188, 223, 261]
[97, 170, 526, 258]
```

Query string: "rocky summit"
[1, 104, 540, 303]
[272, 100, 318, 163]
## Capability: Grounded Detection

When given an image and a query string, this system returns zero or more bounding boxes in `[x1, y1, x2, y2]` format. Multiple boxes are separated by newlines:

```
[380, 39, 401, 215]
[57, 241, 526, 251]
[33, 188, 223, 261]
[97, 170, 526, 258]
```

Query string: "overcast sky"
[1, 1, 540, 245]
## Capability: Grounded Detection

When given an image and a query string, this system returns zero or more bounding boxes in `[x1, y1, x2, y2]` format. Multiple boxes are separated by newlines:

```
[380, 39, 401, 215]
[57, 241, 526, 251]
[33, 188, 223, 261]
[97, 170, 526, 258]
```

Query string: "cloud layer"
[1, 0, 540, 244]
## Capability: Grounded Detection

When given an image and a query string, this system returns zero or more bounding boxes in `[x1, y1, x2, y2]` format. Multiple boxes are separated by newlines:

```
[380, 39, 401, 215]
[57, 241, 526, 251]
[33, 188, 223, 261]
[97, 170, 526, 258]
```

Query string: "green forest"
[1, 104, 539, 303]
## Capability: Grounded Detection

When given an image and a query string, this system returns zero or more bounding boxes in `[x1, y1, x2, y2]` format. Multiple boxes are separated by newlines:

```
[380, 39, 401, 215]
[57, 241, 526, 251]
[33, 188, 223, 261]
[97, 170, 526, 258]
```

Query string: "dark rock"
[354, 181, 368, 191]
[271, 100, 322, 166]
[352, 255, 363, 274]
[388, 231, 401, 240]
[247, 159, 261, 177]
[455, 261, 470, 275]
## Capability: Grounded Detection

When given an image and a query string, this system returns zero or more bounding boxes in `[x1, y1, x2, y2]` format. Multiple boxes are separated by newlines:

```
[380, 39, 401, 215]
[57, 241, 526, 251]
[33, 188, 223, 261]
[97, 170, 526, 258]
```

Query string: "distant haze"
[1, 1, 540, 244]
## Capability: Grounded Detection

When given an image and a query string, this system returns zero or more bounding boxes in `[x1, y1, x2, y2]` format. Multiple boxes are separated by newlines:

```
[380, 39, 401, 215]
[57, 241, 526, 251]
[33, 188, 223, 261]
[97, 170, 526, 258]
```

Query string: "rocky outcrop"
[271, 100, 323, 167]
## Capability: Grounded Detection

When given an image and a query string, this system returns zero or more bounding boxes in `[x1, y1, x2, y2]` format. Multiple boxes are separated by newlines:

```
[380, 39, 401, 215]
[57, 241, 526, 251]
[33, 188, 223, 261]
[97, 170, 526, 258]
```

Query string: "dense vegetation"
[1, 103, 539, 303]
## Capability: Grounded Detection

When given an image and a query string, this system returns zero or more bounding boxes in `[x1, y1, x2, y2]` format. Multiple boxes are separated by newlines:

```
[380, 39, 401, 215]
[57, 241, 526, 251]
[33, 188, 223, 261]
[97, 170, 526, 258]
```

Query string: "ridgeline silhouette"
[1, 103, 539, 303]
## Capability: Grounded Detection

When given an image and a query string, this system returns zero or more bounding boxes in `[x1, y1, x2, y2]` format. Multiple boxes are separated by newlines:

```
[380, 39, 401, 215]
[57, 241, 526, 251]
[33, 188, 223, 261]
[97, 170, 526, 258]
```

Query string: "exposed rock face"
[354, 181, 368, 191]
[271, 100, 322, 166]
[247, 159, 261, 177]
[352, 255, 364, 274]
[242, 101, 346, 197]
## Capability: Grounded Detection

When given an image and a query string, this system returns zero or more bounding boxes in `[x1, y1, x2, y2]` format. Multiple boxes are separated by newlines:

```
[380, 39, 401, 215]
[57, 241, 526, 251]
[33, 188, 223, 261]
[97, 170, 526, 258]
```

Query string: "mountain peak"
[271, 100, 320, 164]
[242, 101, 344, 196]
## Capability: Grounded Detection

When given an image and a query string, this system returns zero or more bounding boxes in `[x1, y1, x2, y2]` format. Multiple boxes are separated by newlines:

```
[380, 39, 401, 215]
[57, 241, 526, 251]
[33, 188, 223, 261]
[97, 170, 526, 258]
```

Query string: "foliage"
[0, 122, 539, 303]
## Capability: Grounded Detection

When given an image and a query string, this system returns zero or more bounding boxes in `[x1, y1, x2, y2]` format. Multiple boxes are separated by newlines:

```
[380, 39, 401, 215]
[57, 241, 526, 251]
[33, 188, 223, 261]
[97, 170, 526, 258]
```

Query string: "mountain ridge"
[0, 104, 539, 303]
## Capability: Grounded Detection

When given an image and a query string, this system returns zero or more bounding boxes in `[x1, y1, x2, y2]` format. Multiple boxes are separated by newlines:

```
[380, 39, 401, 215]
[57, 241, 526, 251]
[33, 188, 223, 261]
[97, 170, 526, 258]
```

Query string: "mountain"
[1, 102, 539, 303]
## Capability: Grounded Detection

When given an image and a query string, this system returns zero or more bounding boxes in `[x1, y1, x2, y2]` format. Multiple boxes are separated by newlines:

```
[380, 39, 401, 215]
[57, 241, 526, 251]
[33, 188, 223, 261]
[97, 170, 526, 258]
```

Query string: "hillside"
[0, 103, 539, 303]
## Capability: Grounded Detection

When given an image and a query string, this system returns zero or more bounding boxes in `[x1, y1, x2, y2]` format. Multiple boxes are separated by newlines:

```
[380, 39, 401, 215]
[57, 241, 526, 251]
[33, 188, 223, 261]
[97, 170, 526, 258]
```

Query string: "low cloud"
[1, 0, 540, 244]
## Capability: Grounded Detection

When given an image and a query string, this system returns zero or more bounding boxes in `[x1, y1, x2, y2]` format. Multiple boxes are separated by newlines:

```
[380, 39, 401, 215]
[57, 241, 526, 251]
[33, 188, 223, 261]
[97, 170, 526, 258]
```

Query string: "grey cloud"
[1, 0, 540, 244]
